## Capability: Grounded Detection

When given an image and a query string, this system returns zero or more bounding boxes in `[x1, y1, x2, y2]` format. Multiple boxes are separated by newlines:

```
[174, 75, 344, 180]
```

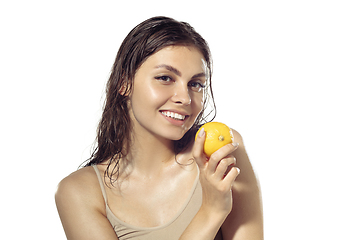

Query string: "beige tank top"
[92, 165, 223, 239]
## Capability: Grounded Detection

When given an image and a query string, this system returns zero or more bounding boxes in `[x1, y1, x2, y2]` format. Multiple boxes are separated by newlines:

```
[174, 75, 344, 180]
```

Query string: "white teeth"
[161, 111, 186, 120]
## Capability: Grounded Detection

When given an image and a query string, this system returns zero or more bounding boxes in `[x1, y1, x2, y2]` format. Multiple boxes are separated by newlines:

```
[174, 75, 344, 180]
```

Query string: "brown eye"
[155, 76, 174, 84]
[188, 81, 206, 92]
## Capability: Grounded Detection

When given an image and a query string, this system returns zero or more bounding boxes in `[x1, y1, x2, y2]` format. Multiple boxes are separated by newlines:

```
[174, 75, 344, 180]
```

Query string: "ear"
[119, 80, 131, 96]
[119, 85, 128, 95]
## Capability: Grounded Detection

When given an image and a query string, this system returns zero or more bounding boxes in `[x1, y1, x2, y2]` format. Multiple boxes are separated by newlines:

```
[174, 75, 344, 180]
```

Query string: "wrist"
[198, 205, 227, 227]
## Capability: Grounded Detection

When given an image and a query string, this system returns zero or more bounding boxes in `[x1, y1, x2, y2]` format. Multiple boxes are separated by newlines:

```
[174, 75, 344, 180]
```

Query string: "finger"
[208, 142, 239, 173]
[192, 128, 207, 168]
[213, 156, 236, 180]
[222, 167, 240, 189]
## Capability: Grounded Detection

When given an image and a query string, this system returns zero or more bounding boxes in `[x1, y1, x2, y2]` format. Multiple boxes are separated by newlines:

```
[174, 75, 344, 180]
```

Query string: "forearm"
[180, 206, 226, 240]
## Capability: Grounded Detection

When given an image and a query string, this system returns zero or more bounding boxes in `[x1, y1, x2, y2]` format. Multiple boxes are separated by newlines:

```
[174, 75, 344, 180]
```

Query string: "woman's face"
[128, 45, 207, 141]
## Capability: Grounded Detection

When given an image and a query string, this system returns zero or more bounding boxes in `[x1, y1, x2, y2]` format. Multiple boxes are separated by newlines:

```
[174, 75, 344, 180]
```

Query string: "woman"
[55, 16, 263, 240]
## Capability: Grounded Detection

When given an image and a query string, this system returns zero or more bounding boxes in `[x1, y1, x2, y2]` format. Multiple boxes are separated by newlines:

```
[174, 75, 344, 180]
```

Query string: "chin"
[165, 129, 188, 141]
[172, 136, 185, 141]
[167, 134, 185, 141]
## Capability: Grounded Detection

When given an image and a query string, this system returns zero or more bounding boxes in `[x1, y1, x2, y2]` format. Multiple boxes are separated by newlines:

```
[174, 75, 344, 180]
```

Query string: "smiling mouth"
[160, 111, 188, 121]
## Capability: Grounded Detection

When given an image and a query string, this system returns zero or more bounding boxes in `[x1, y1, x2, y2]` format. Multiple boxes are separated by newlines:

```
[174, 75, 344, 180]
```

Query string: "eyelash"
[155, 76, 173, 82]
[189, 81, 206, 89]
[155, 75, 206, 91]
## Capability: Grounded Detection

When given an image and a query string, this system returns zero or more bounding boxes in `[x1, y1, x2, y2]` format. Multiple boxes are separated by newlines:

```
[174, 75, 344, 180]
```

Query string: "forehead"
[138, 45, 207, 76]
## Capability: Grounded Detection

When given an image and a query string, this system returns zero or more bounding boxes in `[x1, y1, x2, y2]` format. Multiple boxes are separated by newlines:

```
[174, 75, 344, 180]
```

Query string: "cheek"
[131, 83, 171, 109]
[191, 93, 205, 114]
[147, 85, 172, 103]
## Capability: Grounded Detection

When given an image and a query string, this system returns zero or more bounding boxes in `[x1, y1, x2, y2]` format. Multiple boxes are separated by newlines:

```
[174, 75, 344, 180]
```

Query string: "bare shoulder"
[55, 166, 118, 240]
[230, 129, 251, 173]
[230, 128, 260, 189]
[231, 128, 244, 147]
[55, 166, 105, 211]
[222, 128, 264, 239]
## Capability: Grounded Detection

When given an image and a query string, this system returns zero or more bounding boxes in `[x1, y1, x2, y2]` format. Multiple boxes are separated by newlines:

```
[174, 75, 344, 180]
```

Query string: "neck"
[127, 126, 176, 177]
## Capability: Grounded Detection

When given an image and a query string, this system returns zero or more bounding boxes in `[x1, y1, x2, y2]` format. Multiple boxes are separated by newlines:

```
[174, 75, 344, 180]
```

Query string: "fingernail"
[232, 142, 239, 147]
[198, 128, 205, 137]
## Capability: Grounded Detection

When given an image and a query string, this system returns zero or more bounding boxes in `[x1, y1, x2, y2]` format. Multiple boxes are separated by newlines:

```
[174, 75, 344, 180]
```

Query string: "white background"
[1, 1, 359, 239]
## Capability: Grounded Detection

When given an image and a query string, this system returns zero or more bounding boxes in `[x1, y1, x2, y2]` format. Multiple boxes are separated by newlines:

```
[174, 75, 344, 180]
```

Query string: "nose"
[172, 83, 191, 106]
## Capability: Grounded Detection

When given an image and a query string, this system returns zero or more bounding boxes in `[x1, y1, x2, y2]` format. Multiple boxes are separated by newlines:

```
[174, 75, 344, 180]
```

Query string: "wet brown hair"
[84, 16, 216, 184]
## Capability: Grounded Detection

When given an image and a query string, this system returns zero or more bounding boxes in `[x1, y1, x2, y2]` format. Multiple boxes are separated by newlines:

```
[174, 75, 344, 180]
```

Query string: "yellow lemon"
[195, 122, 234, 157]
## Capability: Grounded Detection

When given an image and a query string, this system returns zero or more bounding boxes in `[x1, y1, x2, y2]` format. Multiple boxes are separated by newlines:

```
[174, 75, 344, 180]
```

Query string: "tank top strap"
[92, 165, 108, 203]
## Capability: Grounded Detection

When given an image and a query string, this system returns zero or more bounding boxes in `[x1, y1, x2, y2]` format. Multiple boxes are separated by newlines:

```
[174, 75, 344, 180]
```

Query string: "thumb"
[192, 127, 207, 168]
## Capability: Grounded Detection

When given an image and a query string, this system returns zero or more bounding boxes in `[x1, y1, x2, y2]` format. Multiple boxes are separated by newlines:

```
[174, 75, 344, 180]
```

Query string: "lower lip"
[160, 112, 187, 126]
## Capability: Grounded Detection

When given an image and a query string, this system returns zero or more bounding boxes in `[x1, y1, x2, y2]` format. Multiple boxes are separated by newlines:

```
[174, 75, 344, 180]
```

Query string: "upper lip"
[159, 109, 190, 117]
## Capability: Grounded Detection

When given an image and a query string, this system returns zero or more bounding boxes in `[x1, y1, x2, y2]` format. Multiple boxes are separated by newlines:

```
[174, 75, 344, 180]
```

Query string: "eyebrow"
[155, 64, 182, 76]
[155, 64, 206, 79]
[192, 72, 206, 79]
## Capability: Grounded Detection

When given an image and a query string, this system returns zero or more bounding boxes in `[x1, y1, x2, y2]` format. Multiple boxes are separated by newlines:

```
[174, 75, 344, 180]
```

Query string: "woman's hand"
[192, 128, 241, 221]
[181, 128, 263, 240]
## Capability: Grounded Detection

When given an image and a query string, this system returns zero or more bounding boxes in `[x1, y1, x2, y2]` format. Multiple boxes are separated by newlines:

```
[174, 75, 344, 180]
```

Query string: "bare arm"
[221, 129, 263, 240]
[55, 167, 119, 240]
[180, 128, 240, 239]
[180, 128, 263, 240]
